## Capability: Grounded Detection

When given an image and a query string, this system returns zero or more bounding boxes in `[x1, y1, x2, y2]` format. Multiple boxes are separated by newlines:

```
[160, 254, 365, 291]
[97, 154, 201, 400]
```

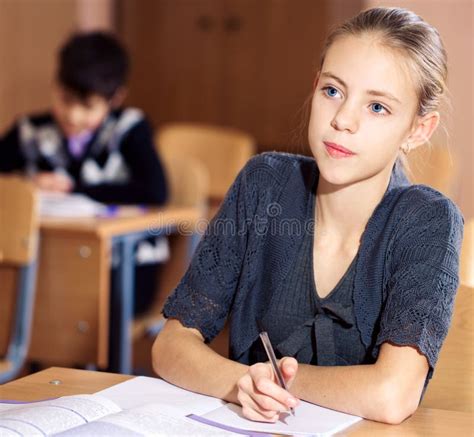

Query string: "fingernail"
[287, 398, 297, 407]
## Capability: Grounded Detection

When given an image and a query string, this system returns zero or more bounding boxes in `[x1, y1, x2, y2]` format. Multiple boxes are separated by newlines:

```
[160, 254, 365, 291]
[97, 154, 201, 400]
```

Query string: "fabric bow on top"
[276, 301, 354, 365]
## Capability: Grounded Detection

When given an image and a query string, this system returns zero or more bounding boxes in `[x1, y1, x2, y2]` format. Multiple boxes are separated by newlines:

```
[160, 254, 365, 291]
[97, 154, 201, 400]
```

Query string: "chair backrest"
[157, 123, 256, 201]
[0, 176, 39, 383]
[421, 284, 473, 412]
[406, 145, 455, 196]
[0, 176, 38, 264]
[159, 154, 209, 209]
[460, 219, 474, 288]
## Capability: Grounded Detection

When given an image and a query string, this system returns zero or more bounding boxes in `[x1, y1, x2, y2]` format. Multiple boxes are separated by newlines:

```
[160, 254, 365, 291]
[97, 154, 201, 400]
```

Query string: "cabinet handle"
[79, 245, 92, 258]
[196, 15, 215, 32]
[224, 15, 242, 32]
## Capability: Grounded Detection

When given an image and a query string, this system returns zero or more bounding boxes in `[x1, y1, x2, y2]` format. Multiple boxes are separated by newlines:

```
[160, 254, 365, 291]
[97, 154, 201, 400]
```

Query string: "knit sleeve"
[163, 162, 253, 342]
[373, 194, 464, 376]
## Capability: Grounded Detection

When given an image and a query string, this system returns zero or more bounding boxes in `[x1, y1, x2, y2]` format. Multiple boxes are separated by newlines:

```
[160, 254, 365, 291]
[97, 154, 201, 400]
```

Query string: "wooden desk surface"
[1, 368, 472, 436]
[40, 205, 202, 237]
[0, 367, 132, 401]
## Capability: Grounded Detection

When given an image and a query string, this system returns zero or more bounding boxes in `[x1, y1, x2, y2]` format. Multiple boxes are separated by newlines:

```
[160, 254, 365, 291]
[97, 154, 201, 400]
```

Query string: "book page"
[56, 403, 237, 436]
[0, 394, 121, 436]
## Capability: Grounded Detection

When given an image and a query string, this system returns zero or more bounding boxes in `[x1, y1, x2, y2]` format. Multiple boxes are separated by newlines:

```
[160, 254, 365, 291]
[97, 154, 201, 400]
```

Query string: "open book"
[39, 192, 107, 218]
[0, 395, 234, 436]
[0, 376, 362, 436]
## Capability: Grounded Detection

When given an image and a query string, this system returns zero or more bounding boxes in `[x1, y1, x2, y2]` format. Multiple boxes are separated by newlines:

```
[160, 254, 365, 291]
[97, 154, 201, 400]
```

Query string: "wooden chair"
[132, 155, 209, 346]
[159, 154, 209, 210]
[156, 123, 256, 215]
[460, 219, 474, 288]
[421, 284, 473, 412]
[406, 145, 455, 196]
[0, 176, 39, 383]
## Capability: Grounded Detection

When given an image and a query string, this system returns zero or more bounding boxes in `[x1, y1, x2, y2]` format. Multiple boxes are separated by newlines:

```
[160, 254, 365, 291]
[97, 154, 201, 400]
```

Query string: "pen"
[259, 330, 296, 416]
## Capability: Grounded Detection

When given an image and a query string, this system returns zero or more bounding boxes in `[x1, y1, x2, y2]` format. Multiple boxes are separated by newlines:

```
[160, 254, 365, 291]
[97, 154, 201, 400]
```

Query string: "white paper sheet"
[39, 192, 107, 217]
[98, 376, 362, 436]
[203, 400, 362, 436]
[97, 376, 226, 416]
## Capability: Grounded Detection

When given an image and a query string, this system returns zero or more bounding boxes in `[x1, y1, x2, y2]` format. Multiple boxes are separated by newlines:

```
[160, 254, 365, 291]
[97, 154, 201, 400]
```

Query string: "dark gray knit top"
[247, 178, 366, 367]
[164, 152, 464, 381]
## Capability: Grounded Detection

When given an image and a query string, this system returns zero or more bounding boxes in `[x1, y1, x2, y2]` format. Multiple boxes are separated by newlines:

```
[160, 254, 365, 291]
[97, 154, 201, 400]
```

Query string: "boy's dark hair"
[57, 31, 129, 100]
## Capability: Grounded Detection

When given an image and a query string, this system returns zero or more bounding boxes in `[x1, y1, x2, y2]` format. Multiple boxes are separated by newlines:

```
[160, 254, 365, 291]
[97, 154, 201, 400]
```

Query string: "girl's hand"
[32, 172, 73, 193]
[236, 357, 299, 422]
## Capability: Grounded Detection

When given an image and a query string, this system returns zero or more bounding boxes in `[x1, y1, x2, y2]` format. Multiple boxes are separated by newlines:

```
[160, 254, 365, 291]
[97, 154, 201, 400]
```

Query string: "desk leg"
[110, 234, 137, 374]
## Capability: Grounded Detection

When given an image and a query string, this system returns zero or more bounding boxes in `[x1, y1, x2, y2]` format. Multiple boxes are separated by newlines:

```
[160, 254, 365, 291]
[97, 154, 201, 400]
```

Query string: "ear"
[406, 111, 440, 150]
[110, 86, 128, 108]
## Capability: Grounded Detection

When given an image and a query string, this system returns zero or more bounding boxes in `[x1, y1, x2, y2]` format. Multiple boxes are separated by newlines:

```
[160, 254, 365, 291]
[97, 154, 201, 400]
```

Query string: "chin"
[317, 166, 352, 187]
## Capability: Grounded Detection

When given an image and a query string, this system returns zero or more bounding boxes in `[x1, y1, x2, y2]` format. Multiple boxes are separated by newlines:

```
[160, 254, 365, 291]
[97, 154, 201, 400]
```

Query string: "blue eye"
[371, 103, 386, 114]
[324, 86, 339, 98]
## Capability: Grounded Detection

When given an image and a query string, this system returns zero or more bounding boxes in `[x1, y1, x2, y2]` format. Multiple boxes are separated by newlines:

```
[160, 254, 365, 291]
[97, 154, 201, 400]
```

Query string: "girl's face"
[308, 34, 420, 187]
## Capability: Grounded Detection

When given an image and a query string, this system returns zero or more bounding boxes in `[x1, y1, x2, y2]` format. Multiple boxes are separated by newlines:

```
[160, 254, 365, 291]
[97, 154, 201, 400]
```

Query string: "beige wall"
[0, 0, 114, 132]
[364, 0, 473, 218]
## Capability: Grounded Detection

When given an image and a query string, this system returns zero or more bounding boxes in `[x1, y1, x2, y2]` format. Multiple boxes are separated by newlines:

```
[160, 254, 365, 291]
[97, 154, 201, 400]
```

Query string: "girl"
[152, 7, 464, 425]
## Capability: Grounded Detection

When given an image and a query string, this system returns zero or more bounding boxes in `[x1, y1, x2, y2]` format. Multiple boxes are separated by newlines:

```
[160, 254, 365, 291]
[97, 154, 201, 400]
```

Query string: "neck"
[315, 167, 393, 246]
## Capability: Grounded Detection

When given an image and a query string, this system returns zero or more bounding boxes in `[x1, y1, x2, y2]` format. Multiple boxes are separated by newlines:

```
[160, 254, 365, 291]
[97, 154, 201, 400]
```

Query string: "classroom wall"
[364, 0, 473, 218]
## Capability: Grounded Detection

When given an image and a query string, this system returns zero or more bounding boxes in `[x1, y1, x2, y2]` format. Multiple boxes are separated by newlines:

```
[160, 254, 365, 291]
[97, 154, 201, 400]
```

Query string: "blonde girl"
[153, 7, 463, 424]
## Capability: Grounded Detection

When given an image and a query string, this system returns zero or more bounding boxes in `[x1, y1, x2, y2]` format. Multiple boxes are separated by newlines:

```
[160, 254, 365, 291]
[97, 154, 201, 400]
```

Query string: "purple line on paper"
[187, 414, 272, 437]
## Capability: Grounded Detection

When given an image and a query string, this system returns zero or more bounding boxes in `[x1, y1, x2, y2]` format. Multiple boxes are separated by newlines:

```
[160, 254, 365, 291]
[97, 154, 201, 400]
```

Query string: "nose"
[64, 105, 84, 127]
[331, 100, 359, 133]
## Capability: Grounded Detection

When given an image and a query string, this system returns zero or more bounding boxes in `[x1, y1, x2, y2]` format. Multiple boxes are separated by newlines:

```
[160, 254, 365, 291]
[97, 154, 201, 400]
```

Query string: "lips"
[323, 141, 355, 158]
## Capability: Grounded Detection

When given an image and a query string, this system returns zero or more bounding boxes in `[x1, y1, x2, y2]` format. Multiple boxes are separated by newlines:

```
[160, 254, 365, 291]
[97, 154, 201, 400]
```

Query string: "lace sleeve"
[373, 196, 464, 378]
[163, 164, 252, 342]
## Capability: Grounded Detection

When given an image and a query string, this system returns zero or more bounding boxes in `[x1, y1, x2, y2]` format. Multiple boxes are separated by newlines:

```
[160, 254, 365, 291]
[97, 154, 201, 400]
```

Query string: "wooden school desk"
[26, 206, 201, 374]
[1, 367, 472, 436]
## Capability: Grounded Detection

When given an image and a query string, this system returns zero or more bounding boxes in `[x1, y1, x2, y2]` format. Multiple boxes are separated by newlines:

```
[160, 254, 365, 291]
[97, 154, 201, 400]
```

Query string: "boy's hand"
[236, 357, 299, 422]
[32, 172, 73, 193]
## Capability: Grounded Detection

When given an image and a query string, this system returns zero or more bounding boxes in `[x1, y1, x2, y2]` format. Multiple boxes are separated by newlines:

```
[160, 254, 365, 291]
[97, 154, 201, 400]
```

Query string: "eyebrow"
[320, 72, 402, 104]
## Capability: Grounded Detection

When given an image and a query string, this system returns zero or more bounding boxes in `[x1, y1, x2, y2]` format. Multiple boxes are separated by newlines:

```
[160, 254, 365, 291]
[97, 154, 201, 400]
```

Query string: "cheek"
[86, 109, 108, 129]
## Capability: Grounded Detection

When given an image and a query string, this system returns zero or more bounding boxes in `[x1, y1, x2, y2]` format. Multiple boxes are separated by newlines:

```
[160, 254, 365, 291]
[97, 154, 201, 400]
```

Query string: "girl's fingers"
[238, 390, 279, 422]
[238, 371, 287, 413]
[280, 356, 299, 388]
[248, 364, 299, 411]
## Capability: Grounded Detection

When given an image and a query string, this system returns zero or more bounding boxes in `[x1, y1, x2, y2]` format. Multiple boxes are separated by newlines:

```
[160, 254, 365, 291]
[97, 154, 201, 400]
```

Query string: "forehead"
[56, 85, 109, 108]
[322, 34, 418, 104]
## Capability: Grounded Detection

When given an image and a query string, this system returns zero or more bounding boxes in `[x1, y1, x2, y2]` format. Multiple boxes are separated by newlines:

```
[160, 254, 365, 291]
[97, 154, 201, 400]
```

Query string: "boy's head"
[57, 31, 129, 100]
[52, 31, 130, 137]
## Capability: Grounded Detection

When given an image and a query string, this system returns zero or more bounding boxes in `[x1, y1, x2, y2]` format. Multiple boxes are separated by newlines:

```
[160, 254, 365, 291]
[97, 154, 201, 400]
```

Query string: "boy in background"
[0, 31, 168, 315]
[0, 31, 167, 204]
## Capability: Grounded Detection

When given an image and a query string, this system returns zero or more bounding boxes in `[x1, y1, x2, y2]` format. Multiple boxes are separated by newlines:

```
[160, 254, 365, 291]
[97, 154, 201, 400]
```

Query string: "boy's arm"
[75, 119, 168, 205]
[0, 123, 27, 172]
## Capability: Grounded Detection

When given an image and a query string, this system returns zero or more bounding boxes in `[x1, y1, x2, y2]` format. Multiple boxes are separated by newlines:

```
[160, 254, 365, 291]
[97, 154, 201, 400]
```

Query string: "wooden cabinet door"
[220, 0, 328, 150]
[119, 1, 362, 151]
[119, 0, 225, 125]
